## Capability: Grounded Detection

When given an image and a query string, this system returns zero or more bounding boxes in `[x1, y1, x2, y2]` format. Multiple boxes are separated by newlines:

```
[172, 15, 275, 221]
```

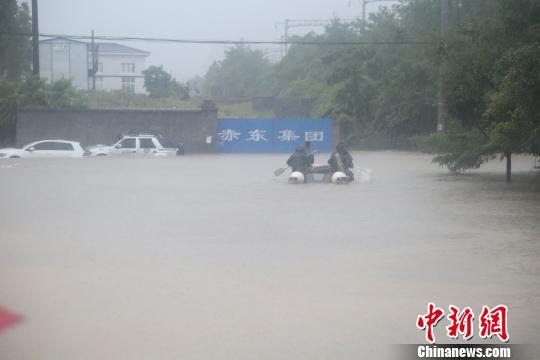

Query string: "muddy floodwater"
[0, 152, 539, 359]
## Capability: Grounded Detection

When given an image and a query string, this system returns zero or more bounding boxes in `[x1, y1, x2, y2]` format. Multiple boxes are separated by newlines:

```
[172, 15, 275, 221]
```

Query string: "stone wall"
[16, 105, 218, 153]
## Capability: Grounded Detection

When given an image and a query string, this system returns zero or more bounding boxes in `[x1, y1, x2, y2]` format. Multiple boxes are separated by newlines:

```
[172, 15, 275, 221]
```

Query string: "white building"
[39, 38, 150, 94]
[92, 42, 149, 93]
[39, 38, 89, 90]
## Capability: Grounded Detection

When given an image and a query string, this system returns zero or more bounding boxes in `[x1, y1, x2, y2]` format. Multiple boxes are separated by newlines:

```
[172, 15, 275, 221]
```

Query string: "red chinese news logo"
[416, 303, 445, 343]
[447, 305, 474, 340]
[416, 303, 509, 343]
[479, 305, 509, 342]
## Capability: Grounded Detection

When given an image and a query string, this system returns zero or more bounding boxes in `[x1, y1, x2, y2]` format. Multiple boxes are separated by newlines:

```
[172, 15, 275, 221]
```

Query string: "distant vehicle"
[87, 134, 183, 157]
[0, 140, 89, 158]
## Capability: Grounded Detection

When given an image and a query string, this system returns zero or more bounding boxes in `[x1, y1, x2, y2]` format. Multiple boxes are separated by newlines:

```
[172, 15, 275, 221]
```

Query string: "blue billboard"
[217, 118, 332, 153]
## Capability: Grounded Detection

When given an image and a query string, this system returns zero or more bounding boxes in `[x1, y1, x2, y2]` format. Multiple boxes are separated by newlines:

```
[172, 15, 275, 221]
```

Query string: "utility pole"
[284, 19, 289, 57]
[91, 30, 96, 91]
[437, 0, 449, 132]
[362, 0, 367, 32]
[31, 0, 39, 78]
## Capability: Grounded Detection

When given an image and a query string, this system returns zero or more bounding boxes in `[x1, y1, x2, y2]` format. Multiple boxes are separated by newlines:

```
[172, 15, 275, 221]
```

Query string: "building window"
[121, 63, 135, 73]
[96, 76, 103, 91]
[97, 62, 103, 73]
[121, 77, 135, 93]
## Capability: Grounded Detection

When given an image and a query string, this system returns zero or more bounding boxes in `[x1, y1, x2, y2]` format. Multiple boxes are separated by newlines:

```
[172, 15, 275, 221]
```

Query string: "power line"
[278, 18, 358, 57]
[0, 31, 434, 46]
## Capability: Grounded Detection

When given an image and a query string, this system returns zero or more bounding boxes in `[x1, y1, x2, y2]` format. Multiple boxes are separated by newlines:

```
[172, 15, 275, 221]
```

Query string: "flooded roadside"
[0, 152, 539, 360]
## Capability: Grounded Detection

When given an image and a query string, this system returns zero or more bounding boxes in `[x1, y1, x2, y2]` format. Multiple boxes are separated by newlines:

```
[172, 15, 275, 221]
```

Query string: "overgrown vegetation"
[422, 0, 540, 181]
[83, 91, 198, 109]
[0, 0, 31, 80]
[201, 0, 540, 180]
[0, 76, 86, 145]
[142, 65, 190, 99]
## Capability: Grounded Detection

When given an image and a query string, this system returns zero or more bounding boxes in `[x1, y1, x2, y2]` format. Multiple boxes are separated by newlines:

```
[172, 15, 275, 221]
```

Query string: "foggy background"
[37, 0, 394, 80]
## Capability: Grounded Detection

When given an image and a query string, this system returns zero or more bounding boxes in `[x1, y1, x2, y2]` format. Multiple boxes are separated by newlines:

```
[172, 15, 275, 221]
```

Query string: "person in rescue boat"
[287, 145, 312, 178]
[304, 141, 315, 168]
[328, 142, 354, 181]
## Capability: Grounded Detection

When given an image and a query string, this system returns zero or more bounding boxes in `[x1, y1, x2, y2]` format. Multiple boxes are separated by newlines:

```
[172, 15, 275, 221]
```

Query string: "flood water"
[0, 152, 539, 359]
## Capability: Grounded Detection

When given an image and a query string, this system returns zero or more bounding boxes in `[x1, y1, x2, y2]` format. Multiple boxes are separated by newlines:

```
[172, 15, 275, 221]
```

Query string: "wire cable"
[0, 31, 434, 46]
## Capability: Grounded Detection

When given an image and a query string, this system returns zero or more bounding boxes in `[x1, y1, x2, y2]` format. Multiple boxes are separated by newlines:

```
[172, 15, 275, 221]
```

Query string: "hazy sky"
[36, 0, 393, 80]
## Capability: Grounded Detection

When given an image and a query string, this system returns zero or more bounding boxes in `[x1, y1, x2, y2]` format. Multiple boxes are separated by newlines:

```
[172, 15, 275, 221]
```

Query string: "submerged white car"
[0, 140, 88, 158]
[87, 134, 182, 157]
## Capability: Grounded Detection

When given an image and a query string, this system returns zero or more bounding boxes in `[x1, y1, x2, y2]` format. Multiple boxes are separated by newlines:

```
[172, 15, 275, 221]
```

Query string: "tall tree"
[143, 65, 189, 99]
[0, 0, 31, 79]
[202, 45, 271, 97]
[434, 0, 540, 181]
[484, 41, 540, 181]
[325, 7, 439, 148]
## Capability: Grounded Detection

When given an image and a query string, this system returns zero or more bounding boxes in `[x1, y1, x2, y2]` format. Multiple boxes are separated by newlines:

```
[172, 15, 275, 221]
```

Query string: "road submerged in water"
[0, 152, 539, 359]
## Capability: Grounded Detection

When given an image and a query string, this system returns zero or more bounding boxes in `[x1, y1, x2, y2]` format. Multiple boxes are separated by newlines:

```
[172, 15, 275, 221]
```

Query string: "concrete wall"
[16, 106, 218, 153]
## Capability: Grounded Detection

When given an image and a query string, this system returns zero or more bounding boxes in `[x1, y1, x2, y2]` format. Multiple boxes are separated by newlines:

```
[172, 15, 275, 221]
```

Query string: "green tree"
[486, 42, 540, 153]
[416, 120, 496, 172]
[143, 65, 189, 99]
[484, 41, 540, 180]
[324, 8, 439, 148]
[434, 0, 540, 181]
[0, 77, 85, 145]
[202, 45, 272, 97]
[0, 0, 31, 79]
[198, 0, 540, 172]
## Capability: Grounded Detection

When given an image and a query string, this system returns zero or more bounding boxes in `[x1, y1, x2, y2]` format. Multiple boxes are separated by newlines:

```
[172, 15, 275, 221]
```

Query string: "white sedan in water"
[0, 140, 89, 158]
[87, 134, 182, 157]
